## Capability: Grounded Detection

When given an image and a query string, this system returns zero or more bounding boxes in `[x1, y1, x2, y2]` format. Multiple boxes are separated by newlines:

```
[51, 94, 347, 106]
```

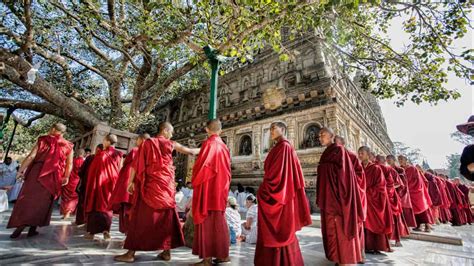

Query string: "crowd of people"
[2, 120, 473, 265]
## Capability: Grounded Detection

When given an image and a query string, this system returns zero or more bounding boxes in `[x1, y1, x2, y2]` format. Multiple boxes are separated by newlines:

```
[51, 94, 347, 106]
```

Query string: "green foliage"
[446, 153, 461, 178]
[451, 131, 474, 146]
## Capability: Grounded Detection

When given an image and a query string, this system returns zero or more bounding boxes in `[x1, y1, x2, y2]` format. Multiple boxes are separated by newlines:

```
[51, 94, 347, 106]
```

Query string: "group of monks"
[317, 128, 473, 265]
[5, 121, 472, 265]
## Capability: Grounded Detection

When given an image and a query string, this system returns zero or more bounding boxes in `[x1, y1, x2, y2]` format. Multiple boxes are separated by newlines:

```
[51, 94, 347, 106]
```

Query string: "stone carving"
[262, 87, 286, 110]
[192, 95, 207, 117]
[219, 84, 232, 107]
[302, 124, 321, 149]
[239, 135, 252, 156]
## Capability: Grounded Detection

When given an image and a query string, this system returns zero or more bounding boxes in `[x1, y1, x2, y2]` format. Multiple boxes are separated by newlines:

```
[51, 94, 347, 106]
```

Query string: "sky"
[379, 14, 473, 170]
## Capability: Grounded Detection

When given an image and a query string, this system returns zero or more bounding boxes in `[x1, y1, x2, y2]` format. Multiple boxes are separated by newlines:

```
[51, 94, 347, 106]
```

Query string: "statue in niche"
[250, 86, 259, 99]
[219, 84, 232, 107]
[256, 72, 263, 85]
[239, 135, 252, 156]
[193, 96, 206, 117]
[271, 65, 279, 81]
[302, 125, 321, 149]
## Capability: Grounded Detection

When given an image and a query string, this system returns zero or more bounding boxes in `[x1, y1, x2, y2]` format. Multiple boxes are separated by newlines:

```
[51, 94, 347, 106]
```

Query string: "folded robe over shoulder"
[192, 134, 231, 225]
[133, 137, 177, 210]
[424, 172, 442, 207]
[258, 139, 312, 248]
[363, 162, 392, 235]
[109, 147, 138, 212]
[404, 166, 432, 214]
[317, 143, 363, 239]
[84, 147, 122, 214]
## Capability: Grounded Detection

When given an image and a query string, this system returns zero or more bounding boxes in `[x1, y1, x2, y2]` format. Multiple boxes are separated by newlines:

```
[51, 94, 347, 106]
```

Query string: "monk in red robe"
[84, 134, 123, 240]
[109, 133, 150, 234]
[8, 123, 74, 238]
[255, 122, 312, 266]
[114, 122, 198, 263]
[433, 174, 453, 224]
[443, 176, 467, 226]
[376, 155, 409, 247]
[398, 155, 433, 232]
[421, 168, 443, 223]
[453, 178, 473, 224]
[317, 128, 364, 265]
[75, 145, 102, 226]
[359, 147, 392, 254]
[60, 148, 85, 219]
[190, 119, 231, 266]
[387, 155, 417, 228]
[335, 135, 366, 259]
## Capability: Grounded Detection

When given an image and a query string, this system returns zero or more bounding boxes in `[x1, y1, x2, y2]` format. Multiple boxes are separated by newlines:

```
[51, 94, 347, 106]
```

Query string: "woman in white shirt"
[225, 197, 241, 244]
[241, 194, 258, 244]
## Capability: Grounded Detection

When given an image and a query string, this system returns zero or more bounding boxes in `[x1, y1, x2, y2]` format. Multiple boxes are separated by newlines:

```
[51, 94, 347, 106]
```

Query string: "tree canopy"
[0, 0, 472, 132]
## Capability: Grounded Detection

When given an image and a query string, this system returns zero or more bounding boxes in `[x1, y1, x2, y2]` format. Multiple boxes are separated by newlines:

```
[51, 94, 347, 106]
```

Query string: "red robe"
[8, 135, 73, 228]
[124, 136, 184, 251]
[457, 183, 473, 224]
[109, 148, 138, 233]
[445, 180, 467, 226]
[363, 162, 392, 252]
[60, 156, 84, 215]
[75, 154, 95, 225]
[255, 139, 312, 266]
[84, 146, 122, 234]
[192, 134, 231, 259]
[392, 165, 417, 227]
[435, 177, 452, 223]
[317, 143, 363, 264]
[404, 166, 433, 225]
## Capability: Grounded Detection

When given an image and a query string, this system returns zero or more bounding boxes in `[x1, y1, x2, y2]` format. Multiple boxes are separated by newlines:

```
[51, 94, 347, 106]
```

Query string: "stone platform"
[0, 207, 472, 265]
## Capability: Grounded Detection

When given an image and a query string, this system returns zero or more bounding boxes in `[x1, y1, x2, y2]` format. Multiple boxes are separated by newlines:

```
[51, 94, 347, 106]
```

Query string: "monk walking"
[255, 122, 312, 266]
[60, 149, 85, 219]
[421, 168, 443, 223]
[114, 122, 198, 263]
[75, 145, 102, 226]
[8, 123, 74, 238]
[317, 128, 364, 265]
[191, 119, 231, 266]
[84, 134, 123, 240]
[376, 155, 409, 247]
[453, 177, 473, 224]
[359, 147, 392, 254]
[109, 133, 150, 234]
[387, 155, 417, 228]
[398, 155, 433, 232]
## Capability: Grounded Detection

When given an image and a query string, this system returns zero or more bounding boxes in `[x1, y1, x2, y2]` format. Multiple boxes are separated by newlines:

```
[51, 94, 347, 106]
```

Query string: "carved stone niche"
[192, 94, 208, 118]
[219, 84, 232, 108]
[300, 123, 322, 149]
[236, 133, 253, 156]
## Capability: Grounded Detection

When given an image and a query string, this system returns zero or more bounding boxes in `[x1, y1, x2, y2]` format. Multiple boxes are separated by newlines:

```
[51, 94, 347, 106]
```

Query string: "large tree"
[446, 153, 461, 178]
[393, 141, 423, 165]
[0, 1, 472, 132]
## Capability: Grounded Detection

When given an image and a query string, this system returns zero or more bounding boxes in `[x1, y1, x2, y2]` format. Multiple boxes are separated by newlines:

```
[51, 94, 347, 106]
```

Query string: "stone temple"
[153, 35, 392, 211]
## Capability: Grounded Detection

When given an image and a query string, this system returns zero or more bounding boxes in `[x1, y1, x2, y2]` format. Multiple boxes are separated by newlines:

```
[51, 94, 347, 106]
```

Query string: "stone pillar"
[252, 124, 262, 170]
[286, 118, 296, 147]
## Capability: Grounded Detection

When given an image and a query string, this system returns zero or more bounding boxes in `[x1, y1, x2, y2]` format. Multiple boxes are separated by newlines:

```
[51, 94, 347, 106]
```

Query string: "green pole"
[203, 45, 225, 120]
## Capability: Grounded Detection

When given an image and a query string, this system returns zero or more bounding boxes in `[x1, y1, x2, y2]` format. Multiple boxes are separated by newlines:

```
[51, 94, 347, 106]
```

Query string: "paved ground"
[0, 207, 472, 265]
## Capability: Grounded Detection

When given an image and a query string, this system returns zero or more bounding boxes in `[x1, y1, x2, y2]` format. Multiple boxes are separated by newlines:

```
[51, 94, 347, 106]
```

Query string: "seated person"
[225, 196, 242, 244]
[175, 185, 188, 220]
[241, 194, 258, 244]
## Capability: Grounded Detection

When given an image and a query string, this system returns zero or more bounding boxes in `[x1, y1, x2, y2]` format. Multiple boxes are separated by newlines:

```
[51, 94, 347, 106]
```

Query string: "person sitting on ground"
[234, 183, 248, 217]
[241, 194, 258, 244]
[225, 196, 242, 244]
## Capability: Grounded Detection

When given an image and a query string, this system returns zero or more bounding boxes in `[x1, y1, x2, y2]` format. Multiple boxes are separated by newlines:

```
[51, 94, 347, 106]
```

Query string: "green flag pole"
[203, 45, 227, 120]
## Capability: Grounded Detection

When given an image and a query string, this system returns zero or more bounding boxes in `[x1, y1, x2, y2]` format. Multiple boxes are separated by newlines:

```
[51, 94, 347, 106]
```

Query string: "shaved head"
[159, 122, 173, 133]
[335, 135, 345, 146]
[376, 155, 386, 163]
[358, 146, 371, 154]
[206, 119, 222, 132]
[77, 148, 85, 157]
[138, 133, 151, 140]
[386, 155, 396, 160]
[50, 122, 67, 135]
[320, 127, 335, 137]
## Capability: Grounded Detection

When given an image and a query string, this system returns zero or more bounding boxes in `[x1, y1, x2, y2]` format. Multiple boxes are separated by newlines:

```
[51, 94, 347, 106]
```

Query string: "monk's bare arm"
[127, 168, 136, 194]
[17, 144, 39, 179]
[174, 142, 200, 156]
[62, 151, 74, 186]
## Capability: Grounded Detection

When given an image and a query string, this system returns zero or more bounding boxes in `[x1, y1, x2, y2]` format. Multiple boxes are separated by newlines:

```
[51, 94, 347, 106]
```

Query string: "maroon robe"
[445, 180, 467, 226]
[8, 135, 73, 229]
[457, 183, 473, 224]
[404, 166, 433, 226]
[109, 147, 138, 233]
[255, 139, 312, 266]
[363, 162, 392, 252]
[192, 134, 231, 259]
[392, 166, 417, 227]
[75, 154, 95, 225]
[124, 136, 184, 251]
[435, 177, 452, 223]
[382, 165, 409, 241]
[60, 156, 84, 215]
[84, 146, 122, 234]
[317, 143, 363, 264]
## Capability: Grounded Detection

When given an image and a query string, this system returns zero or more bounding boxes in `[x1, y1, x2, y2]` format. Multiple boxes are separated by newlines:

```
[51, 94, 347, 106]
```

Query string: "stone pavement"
[0, 207, 472, 265]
